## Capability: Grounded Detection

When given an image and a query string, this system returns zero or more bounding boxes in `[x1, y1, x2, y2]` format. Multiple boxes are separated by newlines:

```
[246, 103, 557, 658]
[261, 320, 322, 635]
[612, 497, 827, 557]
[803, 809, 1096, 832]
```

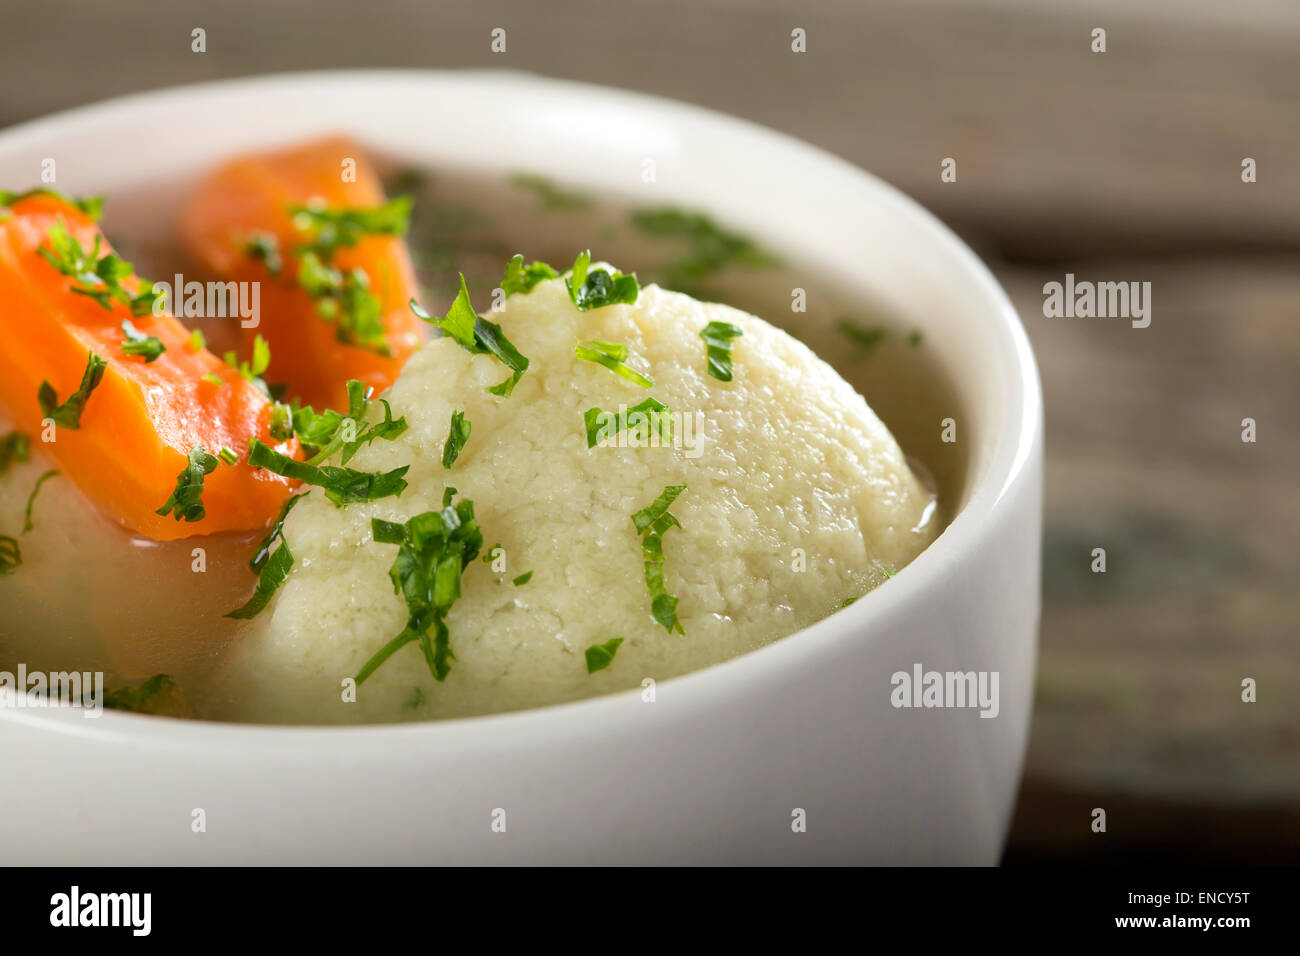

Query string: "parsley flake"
[583, 397, 673, 449]
[38, 351, 107, 429]
[565, 250, 639, 311]
[356, 490, 484, 685]
[156, 446, 219, 522]
[120, 319, 167, 363]
[632, 485, 687, 634]
[574, 339, 653, 387]
[585, 637, 624, 673]
[700, 320, 743, 382]
[442, 409, 471, 469]
[248, 439, 408, 507]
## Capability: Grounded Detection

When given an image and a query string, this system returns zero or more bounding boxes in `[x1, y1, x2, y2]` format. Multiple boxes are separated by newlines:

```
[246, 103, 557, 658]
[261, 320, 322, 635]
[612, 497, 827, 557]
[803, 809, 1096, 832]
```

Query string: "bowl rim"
[0, 68, 1041, 750]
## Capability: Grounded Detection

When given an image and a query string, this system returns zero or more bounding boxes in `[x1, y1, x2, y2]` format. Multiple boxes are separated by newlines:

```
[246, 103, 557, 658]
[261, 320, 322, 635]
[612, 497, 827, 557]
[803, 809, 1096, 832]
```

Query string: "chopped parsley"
[501, 254, 559, 297]
[155, 446, 219, 522]
[269, 402, 294, 441]
[583, 397, 673, 449]
[244, 232, 283, 275]
[103, 674, 177, 713]
[700, 320, 744, 382]
[248, 491, 307, 573]
[219, 333, 272, 393]
[356, 488, 483, 685]
[574, 339, 653, 387]
[632, 485, 686, 634]
[584, 637, 624, 673]
[565, 250, 639, 311]
[442, 410, 471, 469]
[120, 319, 166, 363]
[21, 469, 58, 533]
[289, 380, 407, 465]
[248, 439, 409, 507]
[279, 195, 412, 356]
[0, 188, 104, 221]
[410, 274, 530, 396]
[38, 351, 107, 429]
[508, 173, 592, 211]
[227, 536, 294, 620]
[836, 319, 886, 356]
[512, 570, 533, 586]
[38, 218, 161, 315]
[296, 250, 390, 356]
[289, 195, 412, 258]
[0, 431, 30, 476]
[630, 207, 777, 293]
[0, 535, 19, 574]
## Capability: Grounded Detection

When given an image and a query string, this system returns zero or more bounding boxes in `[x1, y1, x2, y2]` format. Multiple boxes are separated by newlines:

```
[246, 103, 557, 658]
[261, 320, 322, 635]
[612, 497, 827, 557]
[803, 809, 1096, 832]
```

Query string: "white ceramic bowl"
[0, 71, 1041, 864]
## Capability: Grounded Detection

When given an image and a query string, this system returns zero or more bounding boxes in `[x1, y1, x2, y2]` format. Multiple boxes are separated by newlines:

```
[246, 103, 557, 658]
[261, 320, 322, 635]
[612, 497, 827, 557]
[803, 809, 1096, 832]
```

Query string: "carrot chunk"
[0, 193, 297, 541]
[177, 136, 424, 411]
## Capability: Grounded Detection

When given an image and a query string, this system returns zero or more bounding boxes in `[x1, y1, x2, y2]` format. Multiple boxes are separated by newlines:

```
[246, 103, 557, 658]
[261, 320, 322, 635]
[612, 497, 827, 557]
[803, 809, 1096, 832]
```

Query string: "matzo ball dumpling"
[204, 264, 937, 723]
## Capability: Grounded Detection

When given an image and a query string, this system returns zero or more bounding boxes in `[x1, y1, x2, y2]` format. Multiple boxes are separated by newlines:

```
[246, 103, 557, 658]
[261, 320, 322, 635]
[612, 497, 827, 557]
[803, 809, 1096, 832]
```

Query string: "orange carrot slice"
[178, 136, 424, 411]
[0, 193, 297, 541]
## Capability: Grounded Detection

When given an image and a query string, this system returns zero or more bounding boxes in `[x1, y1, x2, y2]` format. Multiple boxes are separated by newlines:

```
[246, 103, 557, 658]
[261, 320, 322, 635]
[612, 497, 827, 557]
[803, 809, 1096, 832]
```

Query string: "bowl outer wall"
[0, 71, 1042, 864]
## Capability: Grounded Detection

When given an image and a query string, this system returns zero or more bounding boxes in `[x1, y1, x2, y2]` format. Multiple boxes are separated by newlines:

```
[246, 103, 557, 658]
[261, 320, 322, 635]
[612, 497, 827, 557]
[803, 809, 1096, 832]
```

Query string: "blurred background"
[4, 0, 1296, 862]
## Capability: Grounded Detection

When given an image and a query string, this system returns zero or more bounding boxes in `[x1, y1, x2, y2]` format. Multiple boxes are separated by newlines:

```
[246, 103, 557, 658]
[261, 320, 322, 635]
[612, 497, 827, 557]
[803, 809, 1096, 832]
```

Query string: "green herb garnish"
[501, 254, 559, 297]
[248, 491, 307, 573]
[907, 329, 924, 347]
[248, 439, 408, 507]
[244, 232, 283, 275]
[442, 410, 471, 469]
[0, 535, 19, 574]
[187, 328, 207, 351]
[217, 447, 239, 466]
[630, 207, 777, 293]
[508, 173, 592, 211]
[103, 674, 177, 713]
[156, 446, 219, 522]
[38, 351, 107, 429]
[296, 252, 391, 355]
[632, 485, 686, 634]
[585, 637, 624, 673]
[565, 250, 639, 311]
[21, 469, 58, 533]
[288, 380, 407, 465]
[700, 320, 743, 382]
[201, 372, 225, 386]
[227, 537, 294, 619]
[836, 319, 886, 356]
[120, 319, 166, 363]
[574, 339, 653, 387]
[38, 218, 161, 315]
[583, 397, 673, 449]
[0, 431, 30, 476]
[289, 195, 412, 258]
[356, 488, 483, 685]
[411, 274, 531, 396]
[221, 334, 272, 392]
[0, 188, 104, 221]
[512, 571, 533, 586]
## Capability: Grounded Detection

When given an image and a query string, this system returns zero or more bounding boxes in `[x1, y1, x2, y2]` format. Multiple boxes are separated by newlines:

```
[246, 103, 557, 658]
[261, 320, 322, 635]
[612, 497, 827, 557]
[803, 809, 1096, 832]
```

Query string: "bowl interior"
[0, 70, 1036, 736]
